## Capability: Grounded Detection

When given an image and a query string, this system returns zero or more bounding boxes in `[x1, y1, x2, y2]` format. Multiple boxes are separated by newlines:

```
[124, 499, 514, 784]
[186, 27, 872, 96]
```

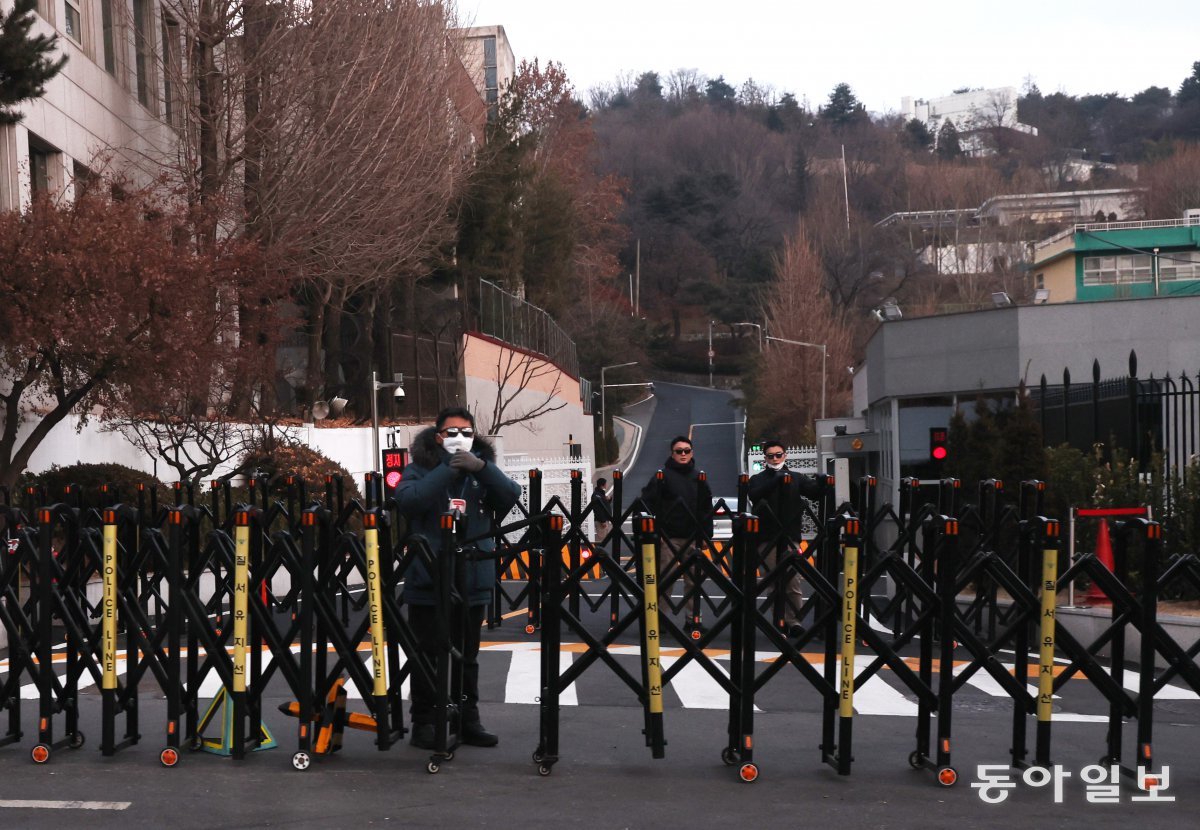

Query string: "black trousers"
[407, 602, 485, 726]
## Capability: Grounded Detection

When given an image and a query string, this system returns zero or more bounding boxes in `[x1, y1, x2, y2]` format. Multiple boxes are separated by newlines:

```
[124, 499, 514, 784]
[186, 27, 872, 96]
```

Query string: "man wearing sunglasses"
[639, 435, 714, 635]
[397, 406, 521, 750]
[747, 440, 826, 638]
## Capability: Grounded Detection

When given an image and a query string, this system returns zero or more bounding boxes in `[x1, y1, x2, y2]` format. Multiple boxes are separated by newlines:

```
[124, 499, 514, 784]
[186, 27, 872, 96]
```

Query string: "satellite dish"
[312, 400, 330, 420]
[329, 396, 349, 416]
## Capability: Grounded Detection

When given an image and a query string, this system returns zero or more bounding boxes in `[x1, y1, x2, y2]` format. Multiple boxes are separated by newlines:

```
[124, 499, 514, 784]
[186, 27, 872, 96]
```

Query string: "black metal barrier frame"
[2, 471, 1199, 791]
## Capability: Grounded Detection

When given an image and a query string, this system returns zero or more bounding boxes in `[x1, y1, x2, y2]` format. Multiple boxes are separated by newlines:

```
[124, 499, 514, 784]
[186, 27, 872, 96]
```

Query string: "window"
[482, 35, 498, 116]
[161, 15, 181, 126]
[100, 0, 116, 74]
[28, 136, 59, 196]
[1082, 253, 1154, 286]
[1159, 251, 1200, 282]
[132, 0, 153, 108]
[62, 0, 81, 42]
[30, 146, 51, 195]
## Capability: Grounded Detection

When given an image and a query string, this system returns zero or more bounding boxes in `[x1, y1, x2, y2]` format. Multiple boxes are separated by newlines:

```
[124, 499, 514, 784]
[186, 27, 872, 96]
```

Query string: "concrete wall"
[462, 333, 594, 460]
[863, 295, 1200, 408]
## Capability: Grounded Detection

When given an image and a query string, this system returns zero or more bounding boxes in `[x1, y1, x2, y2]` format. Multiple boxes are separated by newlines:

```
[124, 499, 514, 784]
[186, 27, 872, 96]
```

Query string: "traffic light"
[929, 427, 949, 463]
[381, 448, 408, 499]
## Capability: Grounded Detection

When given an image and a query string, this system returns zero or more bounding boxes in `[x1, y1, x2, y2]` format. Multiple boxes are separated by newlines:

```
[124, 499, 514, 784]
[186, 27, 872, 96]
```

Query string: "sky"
[461, 1, 1200, 115]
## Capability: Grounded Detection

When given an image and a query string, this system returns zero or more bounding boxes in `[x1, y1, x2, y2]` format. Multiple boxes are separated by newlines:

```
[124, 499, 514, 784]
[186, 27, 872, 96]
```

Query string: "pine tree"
[0, 0, 67, 125]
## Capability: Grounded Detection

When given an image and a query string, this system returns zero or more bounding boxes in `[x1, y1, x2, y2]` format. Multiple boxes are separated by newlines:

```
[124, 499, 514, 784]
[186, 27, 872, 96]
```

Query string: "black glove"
[449, 450, 486, 474]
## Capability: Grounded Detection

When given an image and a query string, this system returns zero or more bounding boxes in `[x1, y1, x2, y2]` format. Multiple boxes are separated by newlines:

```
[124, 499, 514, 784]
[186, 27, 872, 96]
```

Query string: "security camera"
[392, 386, 406, 401]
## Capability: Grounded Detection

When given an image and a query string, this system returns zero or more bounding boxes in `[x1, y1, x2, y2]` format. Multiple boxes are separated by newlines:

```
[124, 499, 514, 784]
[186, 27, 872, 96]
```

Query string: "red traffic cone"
[1083, 519, 1114, 605]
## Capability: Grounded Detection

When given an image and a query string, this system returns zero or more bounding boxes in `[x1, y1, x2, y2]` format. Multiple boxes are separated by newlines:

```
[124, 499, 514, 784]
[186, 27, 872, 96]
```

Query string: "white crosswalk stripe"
[5, 642, 1200, 718]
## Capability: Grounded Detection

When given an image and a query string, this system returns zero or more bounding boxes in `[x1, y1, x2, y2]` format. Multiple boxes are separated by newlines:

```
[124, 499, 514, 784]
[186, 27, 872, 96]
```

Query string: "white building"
[0, 0, 178, 209]
[901, 86, 1037, 155]
[454, 25, 516, 119]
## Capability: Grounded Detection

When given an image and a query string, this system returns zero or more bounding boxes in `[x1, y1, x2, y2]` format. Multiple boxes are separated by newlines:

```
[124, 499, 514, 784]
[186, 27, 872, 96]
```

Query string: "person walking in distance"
[396, 406, 521, 750]
[592, 477, 613, 543]
[640, 436, 714, 636]
[747, 439, 825, 637]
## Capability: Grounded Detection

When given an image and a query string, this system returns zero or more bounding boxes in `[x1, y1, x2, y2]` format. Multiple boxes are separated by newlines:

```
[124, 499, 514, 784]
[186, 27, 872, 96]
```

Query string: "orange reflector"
[300, 725, 307, 738]
[739, 763, 758, 782]
[32, 745, 49, 763]
[235, 511, 250, 527]
[138, 483, 145, 492]
[549, 515, 564, 531]
[40, 718, 47, 730]
[941, 739, 950, 753]
[286, 477, 294, 486]
[530, 470, 540, 479]
[868, 476, 876, 486]
[211, 480, 220, 489]
[303, 513, 315, 527]
[168, 720, 176, 735]
[525, 624, 536, 635]
[692, 629, 701, 640]
[1142, 743, 1151, 759]
[938, 768, 958, 786]
[747, 517, 759, 533]
[104, 510, 116, 524]
[698, 472, 706, 481]
[571, 470, 580, 479]
[363, 513, 377, 528]
[996, 480, 1004, 491]
[170, 511, 183, 525]
[440, 515, 453, 529]
[39, 509, 51, 524]
[744, 735, 753, 750]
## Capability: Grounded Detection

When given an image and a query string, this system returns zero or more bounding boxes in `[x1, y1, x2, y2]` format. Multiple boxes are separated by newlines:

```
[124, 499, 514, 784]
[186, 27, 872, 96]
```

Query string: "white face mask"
[441, 435, 473, 455]
[767, 460, 786, 471]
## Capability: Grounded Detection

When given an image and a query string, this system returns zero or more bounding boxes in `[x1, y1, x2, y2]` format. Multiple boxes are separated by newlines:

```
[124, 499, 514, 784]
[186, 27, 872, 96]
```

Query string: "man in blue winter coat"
[396, 406, 521, 750]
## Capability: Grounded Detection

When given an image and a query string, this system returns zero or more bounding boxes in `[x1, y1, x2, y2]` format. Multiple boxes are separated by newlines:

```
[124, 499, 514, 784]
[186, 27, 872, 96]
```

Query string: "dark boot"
[409, 723, 435, 750]
[461, 722, 499, 747]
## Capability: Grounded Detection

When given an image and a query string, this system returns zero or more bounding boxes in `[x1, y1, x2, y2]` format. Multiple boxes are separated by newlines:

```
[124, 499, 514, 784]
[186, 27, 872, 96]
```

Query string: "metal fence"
[471, 279, 579, 379]
[1034, 349, 1200, 484]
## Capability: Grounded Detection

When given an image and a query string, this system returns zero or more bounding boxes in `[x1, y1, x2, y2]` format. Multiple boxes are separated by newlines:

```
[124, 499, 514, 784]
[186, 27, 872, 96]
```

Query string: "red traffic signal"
[382, 448, 408, 495]
[929, 427, 949, 462]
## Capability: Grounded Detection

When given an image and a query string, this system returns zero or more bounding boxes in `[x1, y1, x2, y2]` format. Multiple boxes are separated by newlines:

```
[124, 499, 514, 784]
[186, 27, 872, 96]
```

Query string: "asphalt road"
[621, 381, 744, 501]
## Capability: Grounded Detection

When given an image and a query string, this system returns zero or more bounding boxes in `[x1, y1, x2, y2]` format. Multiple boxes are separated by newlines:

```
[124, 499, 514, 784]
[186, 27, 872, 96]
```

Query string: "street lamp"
[600, 361, 638, 441]
[371, 370, 406, 472]
[765, 335, 827, 420]
[731, 321, 763, 352]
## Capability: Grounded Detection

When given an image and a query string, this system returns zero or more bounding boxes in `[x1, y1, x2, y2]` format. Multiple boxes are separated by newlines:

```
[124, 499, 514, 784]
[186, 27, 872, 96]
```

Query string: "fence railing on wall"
[471, 279, 579, 379]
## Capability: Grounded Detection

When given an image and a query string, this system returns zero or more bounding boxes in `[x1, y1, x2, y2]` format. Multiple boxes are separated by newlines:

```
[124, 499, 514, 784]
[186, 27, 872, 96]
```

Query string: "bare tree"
[474, 348, 568, 436]
[156, 0, 472, 409]
[756, 223, 854, 439]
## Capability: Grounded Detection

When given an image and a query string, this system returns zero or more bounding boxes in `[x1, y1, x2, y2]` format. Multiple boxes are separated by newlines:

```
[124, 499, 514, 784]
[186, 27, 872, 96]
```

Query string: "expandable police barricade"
[3, 470, 1199, 793]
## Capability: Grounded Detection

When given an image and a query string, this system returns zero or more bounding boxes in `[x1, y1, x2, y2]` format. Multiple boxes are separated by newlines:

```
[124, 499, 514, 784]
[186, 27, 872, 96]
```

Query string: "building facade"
[0, 0, 177, 209]
[1032, 214, 1200, 304]
[455, 24, 516, 120]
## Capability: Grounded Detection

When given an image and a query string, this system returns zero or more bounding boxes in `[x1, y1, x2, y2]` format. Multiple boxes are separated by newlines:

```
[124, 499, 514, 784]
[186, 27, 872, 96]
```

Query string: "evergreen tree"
[820, 82, 866, 127]
[995, 386, 1047, 487]
[904, 118, 933, 149]
[936, 119, 963, 159]
[1177, 60, 1200, 109]
[0, 0, 67, 125]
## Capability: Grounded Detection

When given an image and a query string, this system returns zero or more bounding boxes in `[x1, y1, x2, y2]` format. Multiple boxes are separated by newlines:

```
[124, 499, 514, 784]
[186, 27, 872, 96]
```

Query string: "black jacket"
[640, 459, 714, 539]
[747, 466, 825, 542]
[396, 427, 521, 606]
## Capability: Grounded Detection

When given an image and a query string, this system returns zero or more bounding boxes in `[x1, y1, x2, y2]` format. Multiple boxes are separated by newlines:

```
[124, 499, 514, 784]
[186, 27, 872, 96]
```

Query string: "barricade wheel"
[443, 751, 454, 762]
[908, 751, 925, 769]
[69, 731, 85, 749]
[31, 744, 50, 764]
[426, 761, 440, 774]
[532, 750, 545, 763]
[291, 752, 311, 771]
[525, 623, 536, 635]
[160, 748, 180, 767]
[190, 735, 203, 751]
[738, 763, 759, 783]
[936, 766, 958, 787]
[721, 747, 738, 766]
[538, 763, 553, 776]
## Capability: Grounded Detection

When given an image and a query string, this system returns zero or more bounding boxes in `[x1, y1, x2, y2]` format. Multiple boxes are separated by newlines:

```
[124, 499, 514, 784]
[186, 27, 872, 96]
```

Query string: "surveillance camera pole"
[371, 370, 406, 473]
